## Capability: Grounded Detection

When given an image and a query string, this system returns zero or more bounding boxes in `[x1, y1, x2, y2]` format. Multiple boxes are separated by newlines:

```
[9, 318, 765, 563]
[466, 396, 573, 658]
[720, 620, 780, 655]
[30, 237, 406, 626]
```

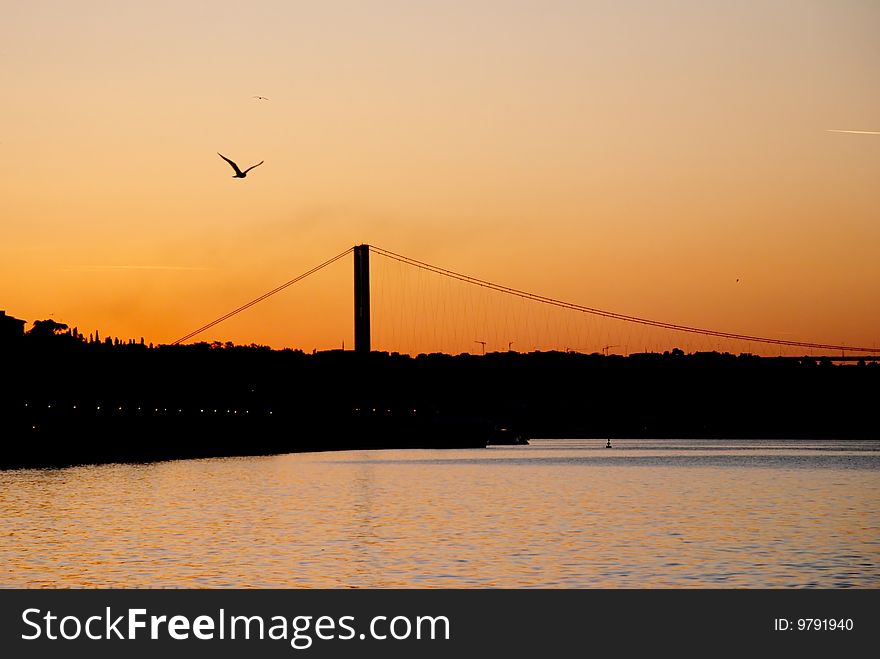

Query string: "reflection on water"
[1, 439, 878, 588]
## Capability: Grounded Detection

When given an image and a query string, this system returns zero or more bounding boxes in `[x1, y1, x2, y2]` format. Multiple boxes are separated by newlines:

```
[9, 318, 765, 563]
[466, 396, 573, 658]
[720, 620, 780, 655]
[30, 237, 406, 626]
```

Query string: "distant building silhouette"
[0, 310, 26, 341]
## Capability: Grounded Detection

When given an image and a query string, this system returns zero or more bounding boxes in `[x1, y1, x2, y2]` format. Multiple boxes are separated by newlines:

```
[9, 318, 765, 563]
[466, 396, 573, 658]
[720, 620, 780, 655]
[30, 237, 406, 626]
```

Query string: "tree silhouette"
[27, 319, 69, 338]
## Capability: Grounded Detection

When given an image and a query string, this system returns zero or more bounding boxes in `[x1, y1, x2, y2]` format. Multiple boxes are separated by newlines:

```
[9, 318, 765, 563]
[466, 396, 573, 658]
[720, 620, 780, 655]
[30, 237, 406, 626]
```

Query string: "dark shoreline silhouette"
[1, 314, 878, 469]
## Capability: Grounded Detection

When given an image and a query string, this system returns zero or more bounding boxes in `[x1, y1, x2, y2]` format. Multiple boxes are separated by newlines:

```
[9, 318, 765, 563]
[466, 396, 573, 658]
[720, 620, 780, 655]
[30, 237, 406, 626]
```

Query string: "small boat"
[487, 427, 530, 445]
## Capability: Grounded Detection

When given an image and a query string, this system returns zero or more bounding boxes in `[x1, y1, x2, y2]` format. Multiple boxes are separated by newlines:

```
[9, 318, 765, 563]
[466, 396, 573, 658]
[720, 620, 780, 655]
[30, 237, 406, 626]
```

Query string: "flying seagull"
[253, 95, 270, 101]
[217, 153, 264, 178]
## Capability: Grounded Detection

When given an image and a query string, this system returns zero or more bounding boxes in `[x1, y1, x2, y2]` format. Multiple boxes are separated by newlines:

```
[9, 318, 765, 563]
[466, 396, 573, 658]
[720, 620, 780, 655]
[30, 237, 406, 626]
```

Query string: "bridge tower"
[354, 244, 370, 353]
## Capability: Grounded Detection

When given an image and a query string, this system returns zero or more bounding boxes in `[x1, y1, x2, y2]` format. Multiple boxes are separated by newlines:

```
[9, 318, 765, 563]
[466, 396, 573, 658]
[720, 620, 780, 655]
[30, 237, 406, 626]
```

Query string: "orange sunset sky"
[1, 1, 878, 353]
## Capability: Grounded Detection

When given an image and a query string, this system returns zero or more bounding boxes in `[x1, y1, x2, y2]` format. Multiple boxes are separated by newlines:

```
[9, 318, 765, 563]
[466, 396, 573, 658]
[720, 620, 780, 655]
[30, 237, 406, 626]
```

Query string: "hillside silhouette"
[1, 312, 877, 468]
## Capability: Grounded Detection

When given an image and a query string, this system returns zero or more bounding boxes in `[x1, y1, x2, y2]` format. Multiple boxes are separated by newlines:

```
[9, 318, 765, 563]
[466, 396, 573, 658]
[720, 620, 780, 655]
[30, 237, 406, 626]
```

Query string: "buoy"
[606, 439, 612, 448]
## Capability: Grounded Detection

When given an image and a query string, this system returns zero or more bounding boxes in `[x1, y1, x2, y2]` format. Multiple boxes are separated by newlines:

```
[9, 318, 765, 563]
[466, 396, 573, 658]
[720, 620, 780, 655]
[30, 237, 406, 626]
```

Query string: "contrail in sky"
[827, 129, 880, 135]
[62, 265, 210, 272]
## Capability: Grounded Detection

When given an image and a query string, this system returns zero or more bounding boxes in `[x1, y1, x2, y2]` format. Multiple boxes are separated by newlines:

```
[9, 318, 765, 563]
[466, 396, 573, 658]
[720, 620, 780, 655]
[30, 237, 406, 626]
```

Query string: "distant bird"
[217, 153, 264, 178]
[253, 95, 270, 101]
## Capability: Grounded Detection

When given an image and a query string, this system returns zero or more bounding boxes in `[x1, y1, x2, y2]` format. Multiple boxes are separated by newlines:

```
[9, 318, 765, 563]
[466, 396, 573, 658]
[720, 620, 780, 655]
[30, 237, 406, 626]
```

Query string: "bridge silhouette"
[172, 244, 877, 358]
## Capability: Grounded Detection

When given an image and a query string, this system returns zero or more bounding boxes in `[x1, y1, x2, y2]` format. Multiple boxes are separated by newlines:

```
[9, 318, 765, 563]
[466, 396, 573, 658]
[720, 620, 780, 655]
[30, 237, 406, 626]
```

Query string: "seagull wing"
[242, 160, 264, 174]
[217, 152, 244, 176]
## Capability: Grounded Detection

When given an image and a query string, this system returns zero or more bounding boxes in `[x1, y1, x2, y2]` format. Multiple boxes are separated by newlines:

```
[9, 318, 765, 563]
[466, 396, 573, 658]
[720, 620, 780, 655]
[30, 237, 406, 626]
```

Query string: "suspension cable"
[369, 245, 875, 353]
[172, 247, 353, 345]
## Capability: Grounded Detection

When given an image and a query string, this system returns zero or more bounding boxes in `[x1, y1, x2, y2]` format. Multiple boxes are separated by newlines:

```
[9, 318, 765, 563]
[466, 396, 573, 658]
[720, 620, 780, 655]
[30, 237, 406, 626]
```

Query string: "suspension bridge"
[172, 244, 877, 359]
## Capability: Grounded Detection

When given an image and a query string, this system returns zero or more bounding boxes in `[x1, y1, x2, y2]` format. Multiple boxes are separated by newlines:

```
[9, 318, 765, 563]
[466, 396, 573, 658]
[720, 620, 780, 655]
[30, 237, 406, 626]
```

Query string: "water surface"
[1, 439, 878, 587]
